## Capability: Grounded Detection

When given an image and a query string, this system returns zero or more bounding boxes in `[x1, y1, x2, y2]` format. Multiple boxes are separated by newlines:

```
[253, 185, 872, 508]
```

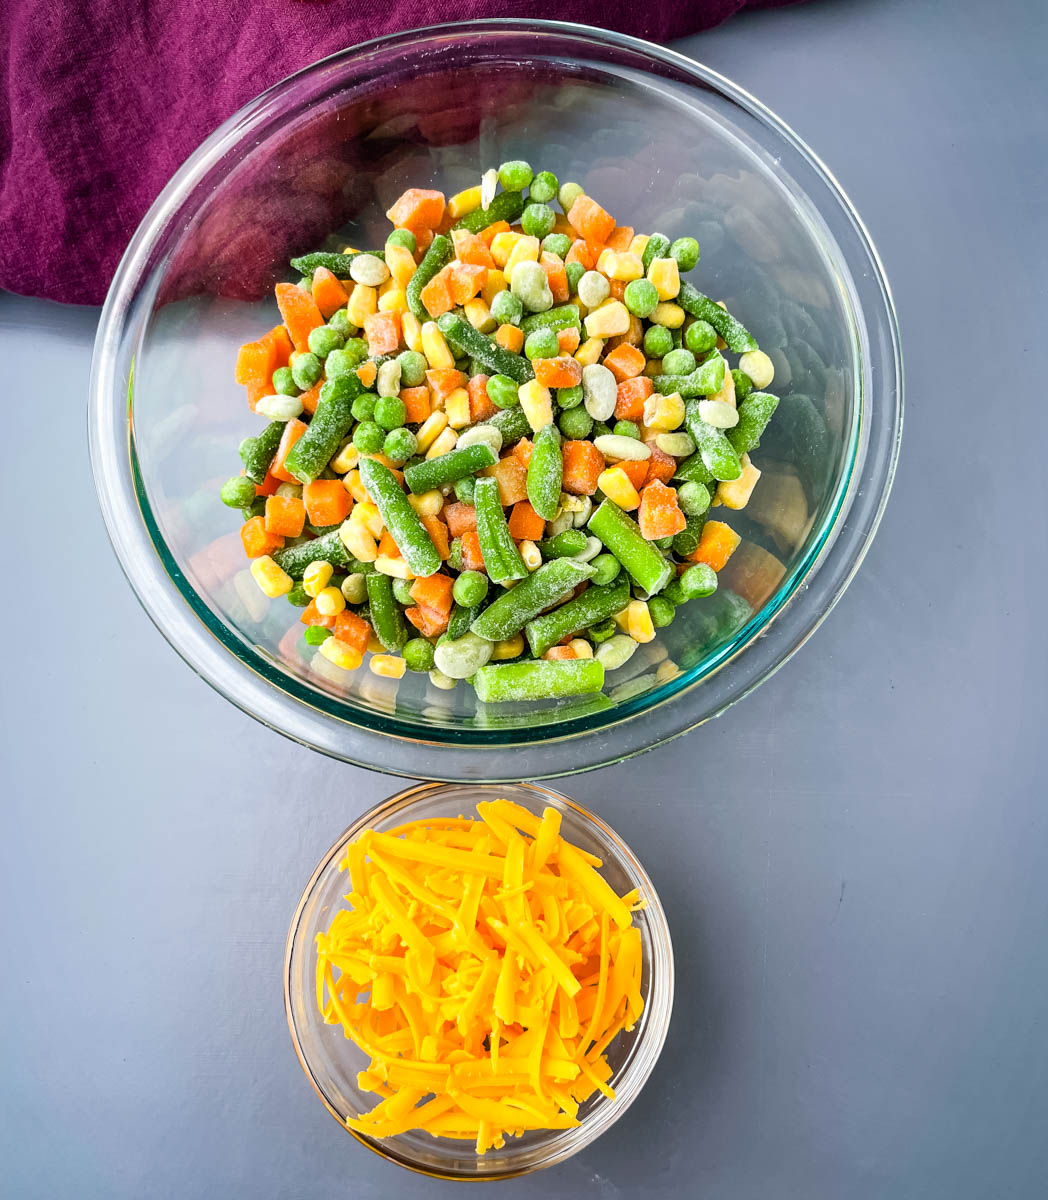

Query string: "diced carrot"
[619, 459, 649, 490]
[688, 520, 741, 571]
[513, 438, 533, 469]
[333, 608, 371, 655]
[479, 220, 510, 247]
[460, 529, 485, 572]
[421, 514, 451, 562]
[452, 229, 495, 267]
[444, 502, 476, 537]
[245, 380, 274, 412]
[487, 456, 528, 506]
[264, 494, 306, 538]
[385, 187, 446, 234]
[255, 470, 280, 497]
[310, 267, 349, 318]
[533, 356, 583, 389]
[644, 445, 677, 485]
[377, 529, 402, 560]
[561, 440, 604, 496]
[364, 310, 401, 356]
[567, 195, 616, 244]
[419, 265, 456, 318]
[508, 500, 546, 541]
[605, 226, 635, 251]
[414, 227, 434, 256]
[356, 360, 378, 388]
[425, 368, 467, 401]
[603, 343, 646, 383]
[409, 572, 454, 617]
[495, 324, 524, 353]
[405, 604, 448, 638]
[303, 479, 352, 527]
[275, 282, 324, 353]
[544, 645, 578, 661]
[261, 324, 293, 368]
[638, 480, 686, 541]
[614, 375, 653, 421]
[235, 339, 277, 407]
[298, 382, 323, 415]
[540, 252, 569, 303]
[300, 599, 335, 629]
[401, 386, 432, 424]
[608, 279, 626, 301]
[557, 326, 581, 355]
[468, 374, 496, 422]
[240, 515, 284, 558]
[565, 239, 597, 269]
[270, 418, 308, 483]
[448, 262, 488, 305]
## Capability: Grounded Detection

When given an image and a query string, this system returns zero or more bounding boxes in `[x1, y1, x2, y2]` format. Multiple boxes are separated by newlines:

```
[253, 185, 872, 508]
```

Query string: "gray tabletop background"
[3, 0, 1046, 1196]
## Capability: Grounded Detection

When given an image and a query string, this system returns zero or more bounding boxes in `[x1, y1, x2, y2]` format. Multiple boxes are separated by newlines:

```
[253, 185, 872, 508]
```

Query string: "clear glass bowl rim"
[88, 18, 903, 781]
[283, 780, 675, 1180]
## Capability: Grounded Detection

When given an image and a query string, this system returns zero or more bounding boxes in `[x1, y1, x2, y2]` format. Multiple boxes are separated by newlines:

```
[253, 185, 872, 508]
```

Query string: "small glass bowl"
[284, 782, 674, 1179]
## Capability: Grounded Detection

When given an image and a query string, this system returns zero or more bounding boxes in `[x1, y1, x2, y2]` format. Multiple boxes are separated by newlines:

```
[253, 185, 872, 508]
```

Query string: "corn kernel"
[464, 297, 496, 333]
[370, 654, 407, 679]
[656, 659, 679, 684]
[384, 243, 417, 289]
[518, 540, 542, 571]
[489, 231, 524, 268]
[574, 337, 605, 366]
[706, 365, 737, 409]
[249, 555, 293, 598]
[739, 349, 775, 389]
[318, 637, 363, 672]
[421, 322, 455, 369]
[597, 466, 641, 510]
[347, 283, 377, 326]
[353, 500, 384, 537]
[448, 185, 483, 219]
[627, 599, 655, 643]
[481, 269, 508, 306]
[628, 233, 650, 257]
[649, 301, 685, 329]
[303, 560, 333, 598]
[568, 638, 594, 659]
[407, 489, 444, 518]
[504, 235, 541, 283]
[416, 411, 448, 453]
[584, 299, 631, 339]
[331, 440, 359, 475]
[315, 585, 346, 616]
[492, 633, 525, 660]
[367, 631, 385, 655]
[425, 426, 459, 459]
[495, 323, 524, 353]
[339, 518, 377, 562]
[596, 249, 644, 282]
[642, 391, 686, 432]
[377, 286, 407, 315]
[374, 554, 415, 579]
[401, 312, 423, 352]
[715, 453, 762, 509]
[344, 468, 367, 504]
[518, 379, 554, 432]
[444, 386, 471, 430]
[647, 258, 681, 301]
[613, 607, 631, 633]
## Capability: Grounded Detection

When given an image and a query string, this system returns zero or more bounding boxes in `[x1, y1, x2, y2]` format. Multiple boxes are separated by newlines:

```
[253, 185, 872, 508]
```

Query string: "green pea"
[351, 394, 376, 422]
[403, 637, 436, 672]
[325, 345, 364, 379]
[498, 160, 533, 190]
[386, 228, 417, 253]
[447, 538, 464, 573]
[558, 406, 592, 440]
[590, 420, 612, 440]
[731, 369, 754, 400]
[613, 420, 640, 440]
[220, 476, 257, 508]
[558, 181, 584, 213]
[643, 324, 673, 358]
[383, 427, 417, 462]
[623, 278, 659, 319]
[557, 384, 584, 409]
[676, 481, 710, 517]
[487, 374, 520, 409]
[243, 496, 266, 520]
[663, 579, 686, 606]
[521, 202, 555, 238]
[453, 570, 489, 607]
[541, 233, 572, 258]
[524, 328, 559, 360]
[681, 562, 718, 598]
[374, 394, 407, 430]
[308, 325, 344, 359]
[654, 535, 675, 550]
[341, 573, 367, 604]
[353, 420, 385, 453]
[328, 309, 354, 337]
[291, 352, 322, 390]
[392, 577, 415, 606]
[648, 595, 676, 628]
[587, 616, 617, 643]
[565, 261, 585, 295]
[282, 582, 307, 608]
[397, 349, 428, 387]
[272, 366, 300, 396]
[591, 553, 621, 586]
[685, 320, 718, 354]
[490, 290, 523, 327]
[454, 476, 476, 504]
[304, 625, 332, 646]
[661, 348, 697, 375]
[669, 236, 700, 271]
[529, 171, 559, 203]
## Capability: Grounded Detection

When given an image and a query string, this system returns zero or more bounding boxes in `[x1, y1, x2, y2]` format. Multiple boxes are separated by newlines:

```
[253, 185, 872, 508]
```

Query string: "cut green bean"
[474, 477, 528, 583]
[404, 444, 497, 494]
[588, 500, 674, 595]
[471, 558, 596, 642]
[239, 421, 285, 484]
[447, 600, 483, 640]
[407, 233, 453, 322]
[366, 573, 408, 652]
[674, 450, 715, 486]
[654, 352, 725, 398]
[289, 250, 384, 277]
[358, 458, 442, 578]
[524, 577, 630, 657]
[677, 281, 758, 353]
[273, 529, 353, 579]
[436, 312, 534, 384]
[284, 375, 362, 483]
[685, 399, 743, 481]
[641, 232, 670, 272]
[526, 425, 562, 521]
[453, 190, 525, 233]
[485, 405, 532, 446]
[538, 529, 588, 559]
[474, 658, 605, 703]
[726, 391, 780, 454]
[519, 305, 583, 338]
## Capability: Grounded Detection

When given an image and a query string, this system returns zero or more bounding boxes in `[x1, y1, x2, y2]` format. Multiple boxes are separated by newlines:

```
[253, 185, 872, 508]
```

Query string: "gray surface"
[2, 0, 1046, 1196]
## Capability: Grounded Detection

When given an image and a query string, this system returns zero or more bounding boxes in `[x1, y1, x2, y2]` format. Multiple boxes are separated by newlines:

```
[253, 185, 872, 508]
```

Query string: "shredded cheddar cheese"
[315, 799, 645, 1154]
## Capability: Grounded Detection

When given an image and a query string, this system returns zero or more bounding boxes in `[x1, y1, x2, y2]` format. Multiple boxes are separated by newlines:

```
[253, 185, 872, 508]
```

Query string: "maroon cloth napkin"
[0, 1, 798, 305]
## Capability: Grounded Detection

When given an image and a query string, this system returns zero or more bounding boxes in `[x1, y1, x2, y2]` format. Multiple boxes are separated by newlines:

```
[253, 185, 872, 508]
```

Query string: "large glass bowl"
[284, 782, 674, 1179]
[89, 20, 902, 780]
